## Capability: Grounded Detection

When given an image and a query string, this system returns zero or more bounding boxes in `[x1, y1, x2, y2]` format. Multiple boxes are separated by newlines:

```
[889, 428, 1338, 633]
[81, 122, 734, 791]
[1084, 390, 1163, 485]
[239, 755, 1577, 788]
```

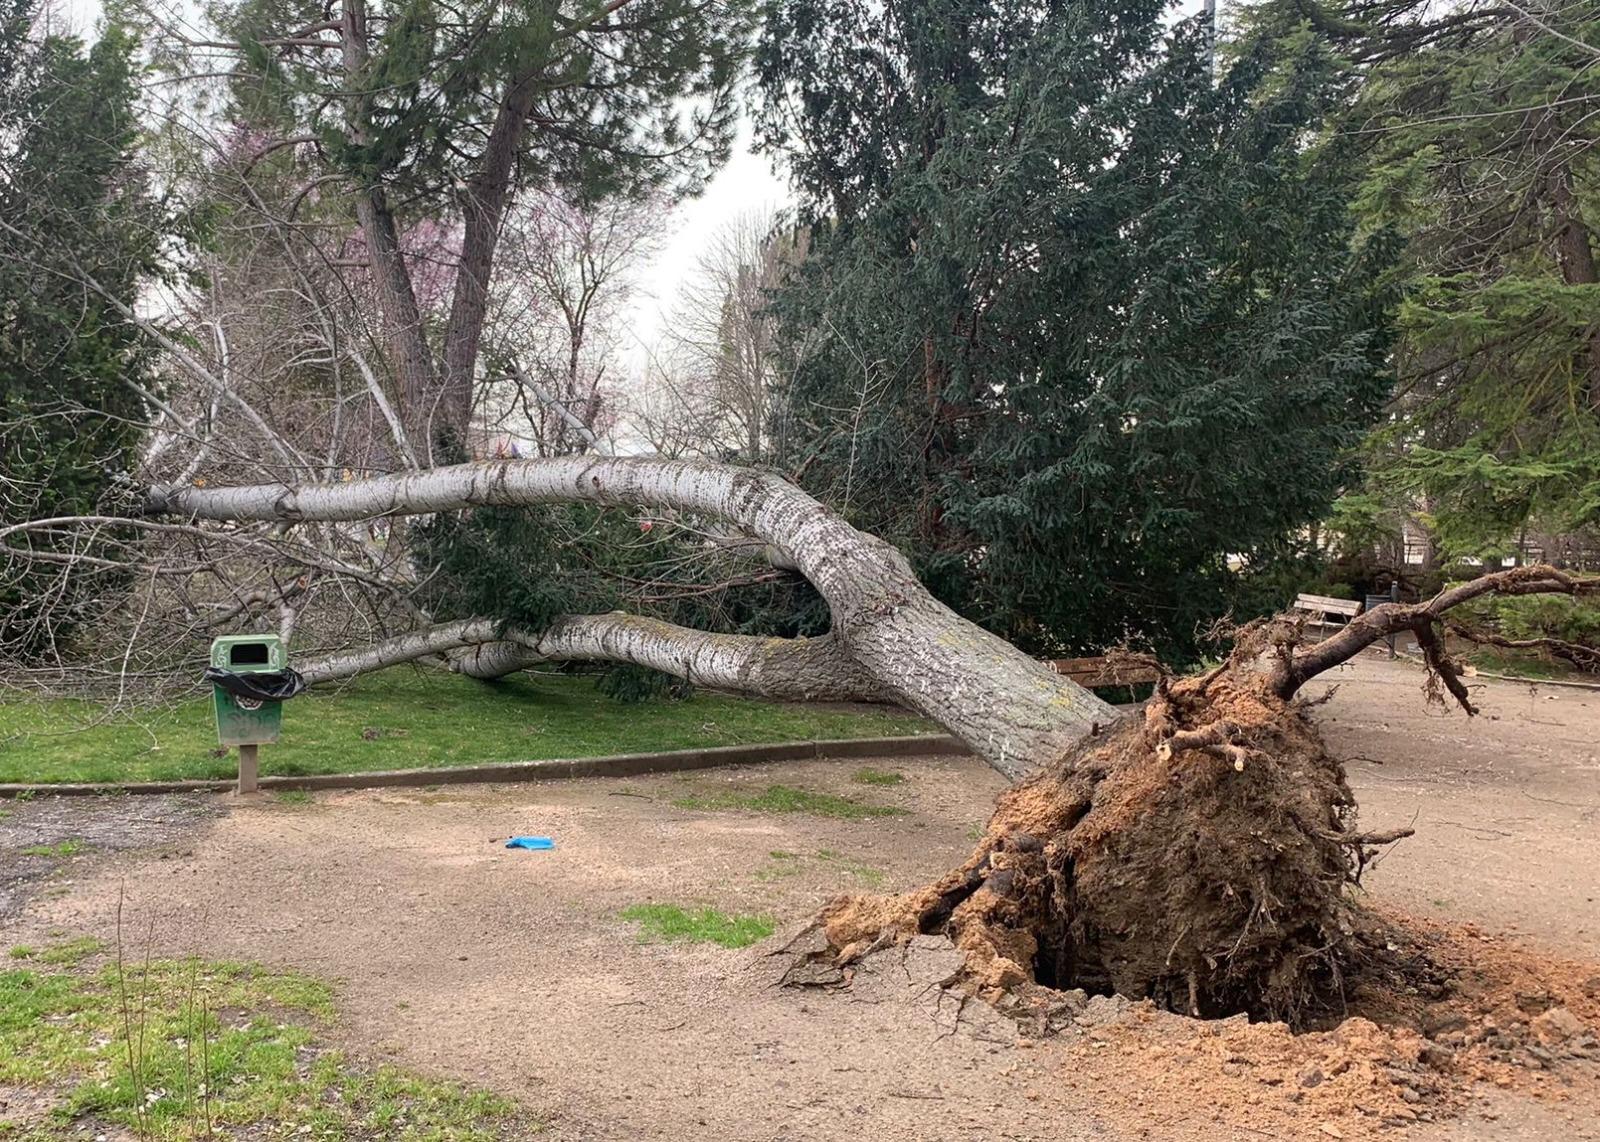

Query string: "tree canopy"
[755, 0, 1397, 661]
[1322, 0, 1600, 563]
[0, 0, 158, 657]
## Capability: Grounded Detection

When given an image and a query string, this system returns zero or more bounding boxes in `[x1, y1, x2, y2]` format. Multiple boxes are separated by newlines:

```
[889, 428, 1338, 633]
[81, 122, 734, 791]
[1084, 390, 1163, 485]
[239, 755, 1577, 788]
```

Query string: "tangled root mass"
[806, 669, 1380, 1025]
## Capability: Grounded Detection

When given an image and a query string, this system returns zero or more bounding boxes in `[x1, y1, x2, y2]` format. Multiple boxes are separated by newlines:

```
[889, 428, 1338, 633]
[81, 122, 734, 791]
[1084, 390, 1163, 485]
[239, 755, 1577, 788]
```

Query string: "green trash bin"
[210, 634, 288, 747]
[208, 634, 305, 792]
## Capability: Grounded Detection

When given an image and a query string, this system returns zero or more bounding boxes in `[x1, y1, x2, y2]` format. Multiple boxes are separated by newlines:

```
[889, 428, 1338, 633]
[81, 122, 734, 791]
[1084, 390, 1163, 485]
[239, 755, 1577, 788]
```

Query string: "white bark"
[300, 613, 885, 703]
[149, 456, 1117, 778]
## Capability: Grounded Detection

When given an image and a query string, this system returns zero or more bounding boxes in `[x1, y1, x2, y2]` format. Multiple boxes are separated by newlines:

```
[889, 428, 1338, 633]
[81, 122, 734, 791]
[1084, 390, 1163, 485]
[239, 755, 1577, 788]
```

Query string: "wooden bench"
[1047, 656, 1163, 689]
[1292, 593, 1363, 626]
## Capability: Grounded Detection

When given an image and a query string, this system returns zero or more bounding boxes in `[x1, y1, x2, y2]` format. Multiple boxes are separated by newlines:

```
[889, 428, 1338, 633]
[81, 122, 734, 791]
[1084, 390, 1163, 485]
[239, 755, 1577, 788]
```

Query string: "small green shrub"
[1489, 594, 1600, 644]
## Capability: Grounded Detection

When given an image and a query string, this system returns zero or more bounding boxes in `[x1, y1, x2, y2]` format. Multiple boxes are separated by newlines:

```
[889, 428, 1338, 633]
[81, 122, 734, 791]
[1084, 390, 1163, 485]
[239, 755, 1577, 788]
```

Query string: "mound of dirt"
[778, 908, 1600, 1138]
[1045, 913, 1600, 1138]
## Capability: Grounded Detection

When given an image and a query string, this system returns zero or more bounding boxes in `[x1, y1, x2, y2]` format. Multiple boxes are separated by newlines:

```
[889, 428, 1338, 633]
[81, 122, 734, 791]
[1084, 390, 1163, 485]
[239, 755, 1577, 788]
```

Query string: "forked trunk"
[147, 456, 1116, 779]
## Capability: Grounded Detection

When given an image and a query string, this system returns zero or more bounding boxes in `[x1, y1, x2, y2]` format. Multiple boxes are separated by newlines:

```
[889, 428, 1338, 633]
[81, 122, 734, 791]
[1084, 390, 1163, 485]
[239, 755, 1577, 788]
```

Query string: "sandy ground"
[3, 652, 1598, 1141]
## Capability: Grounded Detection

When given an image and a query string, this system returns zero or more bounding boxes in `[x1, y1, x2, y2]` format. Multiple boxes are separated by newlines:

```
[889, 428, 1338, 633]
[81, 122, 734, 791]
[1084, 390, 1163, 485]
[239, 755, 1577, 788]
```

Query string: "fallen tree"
[145, 456, 1597, 1021]
[149, 456, 1119, 780]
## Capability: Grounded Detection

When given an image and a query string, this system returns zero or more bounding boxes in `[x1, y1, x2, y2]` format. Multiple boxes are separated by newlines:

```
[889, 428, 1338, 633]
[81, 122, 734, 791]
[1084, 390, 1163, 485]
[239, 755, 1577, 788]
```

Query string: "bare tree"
[479, 192, 665, 457]
[634, 210, 805, 463]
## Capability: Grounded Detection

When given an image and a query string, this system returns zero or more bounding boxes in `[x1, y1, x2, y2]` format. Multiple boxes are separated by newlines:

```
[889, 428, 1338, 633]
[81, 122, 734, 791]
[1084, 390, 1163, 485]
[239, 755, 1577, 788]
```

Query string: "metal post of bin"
[1364, 584, 1402, 659]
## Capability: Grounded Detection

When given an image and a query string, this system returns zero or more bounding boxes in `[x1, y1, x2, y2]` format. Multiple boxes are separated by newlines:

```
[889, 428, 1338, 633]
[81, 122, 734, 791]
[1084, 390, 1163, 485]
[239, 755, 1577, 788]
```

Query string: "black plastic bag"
[203, 666, 307, 703]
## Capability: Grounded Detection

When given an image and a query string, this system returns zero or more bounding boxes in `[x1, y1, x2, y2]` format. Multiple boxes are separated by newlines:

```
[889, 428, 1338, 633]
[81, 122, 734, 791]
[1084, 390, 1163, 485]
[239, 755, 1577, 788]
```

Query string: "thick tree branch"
[298, 613, 887, 702]
[1268, 565, 1599, 706]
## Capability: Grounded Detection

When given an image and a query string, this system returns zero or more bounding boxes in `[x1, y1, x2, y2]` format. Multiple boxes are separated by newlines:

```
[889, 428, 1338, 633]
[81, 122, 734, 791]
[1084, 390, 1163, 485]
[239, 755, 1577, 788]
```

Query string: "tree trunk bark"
[148, 456, 1117, 779]
[440, 81, 540, 441]
[1548, 165, 1600, 410]
[341, 0, 438, 450]
[299, 612, 886, 701]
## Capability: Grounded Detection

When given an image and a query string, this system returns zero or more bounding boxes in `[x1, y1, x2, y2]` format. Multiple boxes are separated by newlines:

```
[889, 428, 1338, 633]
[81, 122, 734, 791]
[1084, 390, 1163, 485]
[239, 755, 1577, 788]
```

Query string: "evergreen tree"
[755, 0, 1396, 660]
[0, 1, 157, 656]
[1327, 0, 1600, 563]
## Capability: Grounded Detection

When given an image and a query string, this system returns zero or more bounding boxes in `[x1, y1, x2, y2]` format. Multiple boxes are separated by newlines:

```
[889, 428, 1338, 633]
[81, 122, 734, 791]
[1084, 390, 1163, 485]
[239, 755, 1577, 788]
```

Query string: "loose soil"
[3, 654, 1598, 1141]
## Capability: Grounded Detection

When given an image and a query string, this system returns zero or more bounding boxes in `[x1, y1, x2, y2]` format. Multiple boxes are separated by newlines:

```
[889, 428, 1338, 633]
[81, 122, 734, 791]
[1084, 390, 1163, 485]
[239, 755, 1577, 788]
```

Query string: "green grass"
[619, 904, 775, 949]
[0, 939, 534, 1140]
[0, 670, 932, 785]
[851, 766, 905, 786]
[271, 789, 314, 805]
[34, 937, 104, 966]
[672, 782, 908, 819]
[19, 839, 86, 859]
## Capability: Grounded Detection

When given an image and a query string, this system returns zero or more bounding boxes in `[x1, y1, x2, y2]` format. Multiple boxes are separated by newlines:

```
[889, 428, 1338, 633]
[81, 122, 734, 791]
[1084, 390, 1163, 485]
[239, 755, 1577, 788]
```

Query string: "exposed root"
[787, 663, 1407, 1025]
[779, 567, 1600, 1025]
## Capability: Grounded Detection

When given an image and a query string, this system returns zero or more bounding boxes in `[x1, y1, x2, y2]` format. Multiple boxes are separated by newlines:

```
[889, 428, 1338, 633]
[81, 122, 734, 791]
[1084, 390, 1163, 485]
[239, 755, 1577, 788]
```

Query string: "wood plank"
[1047, 656, 1162, 687]
[1293, 593, 1363, 617]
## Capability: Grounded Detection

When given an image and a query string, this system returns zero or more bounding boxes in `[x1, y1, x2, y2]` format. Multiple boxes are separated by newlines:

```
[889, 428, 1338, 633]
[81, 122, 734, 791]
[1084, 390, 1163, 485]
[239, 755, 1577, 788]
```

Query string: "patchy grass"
[619, 904, 775, 950]
[19, 839, 86, 859]
[753, 851, 804, 882]
[0, 939, 537, 1139]
[271, 789, 314, 806]
[850, 766, 905, 786]
[0, 670, 933, 785]
[35, 937, 104, 967]
[754, 849, 886, 886]
[672, 783, 907, 820]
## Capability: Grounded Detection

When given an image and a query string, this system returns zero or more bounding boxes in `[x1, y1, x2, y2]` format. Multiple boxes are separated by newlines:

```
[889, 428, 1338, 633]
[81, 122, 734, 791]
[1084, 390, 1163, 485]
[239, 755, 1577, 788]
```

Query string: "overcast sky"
[628, 129, 790, 360]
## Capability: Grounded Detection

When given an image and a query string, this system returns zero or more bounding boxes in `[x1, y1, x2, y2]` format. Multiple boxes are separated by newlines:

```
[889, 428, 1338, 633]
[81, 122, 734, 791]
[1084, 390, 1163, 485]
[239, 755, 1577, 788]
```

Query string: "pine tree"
[755, 0, 1396, 660]
[0, 2, 158, 656]
[1332, 0, 1600, 562]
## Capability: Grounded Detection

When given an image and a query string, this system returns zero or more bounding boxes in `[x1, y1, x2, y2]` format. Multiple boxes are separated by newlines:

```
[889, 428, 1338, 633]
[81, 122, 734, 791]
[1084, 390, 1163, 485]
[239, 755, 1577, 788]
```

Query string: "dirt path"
[1314, 656, 1600, 957]
[3, 654, 1598, 1141]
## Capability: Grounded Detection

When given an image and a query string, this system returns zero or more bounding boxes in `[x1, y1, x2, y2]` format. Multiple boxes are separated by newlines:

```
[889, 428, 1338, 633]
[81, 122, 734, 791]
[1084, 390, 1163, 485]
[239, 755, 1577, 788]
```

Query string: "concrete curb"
[1391, 650, 1600, 692]
[0, 733, 973, 799]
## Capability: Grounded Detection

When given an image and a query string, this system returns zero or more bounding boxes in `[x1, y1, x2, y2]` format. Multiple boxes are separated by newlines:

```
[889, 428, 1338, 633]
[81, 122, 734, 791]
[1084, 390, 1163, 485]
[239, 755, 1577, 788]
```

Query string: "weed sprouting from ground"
[851, 767, 905, 786]
[671, 783, 906, 820]
[620, 904, 775, 949]
[20, 838, 86, 858]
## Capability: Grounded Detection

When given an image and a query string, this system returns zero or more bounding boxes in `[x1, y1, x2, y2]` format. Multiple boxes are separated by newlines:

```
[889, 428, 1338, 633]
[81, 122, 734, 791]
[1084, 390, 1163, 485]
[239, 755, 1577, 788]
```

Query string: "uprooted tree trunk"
[145, 458, 1597, 1021]
[149, 456, 1118, 780]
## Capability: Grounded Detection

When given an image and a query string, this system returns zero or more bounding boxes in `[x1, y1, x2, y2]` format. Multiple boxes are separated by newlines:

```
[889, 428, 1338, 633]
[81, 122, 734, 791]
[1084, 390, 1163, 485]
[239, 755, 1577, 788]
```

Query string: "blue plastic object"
[505, 836, 555, 851]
